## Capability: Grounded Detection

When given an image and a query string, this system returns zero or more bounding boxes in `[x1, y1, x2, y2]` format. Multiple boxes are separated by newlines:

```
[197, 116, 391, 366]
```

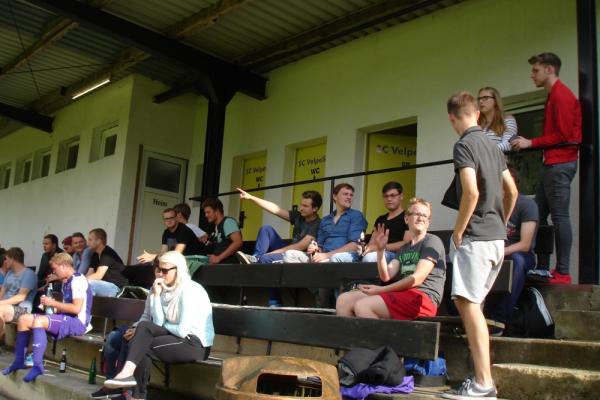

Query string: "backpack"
[338, 346, 406, 387]
[508, 287, 555, 338]
[404, 355, 447, 387]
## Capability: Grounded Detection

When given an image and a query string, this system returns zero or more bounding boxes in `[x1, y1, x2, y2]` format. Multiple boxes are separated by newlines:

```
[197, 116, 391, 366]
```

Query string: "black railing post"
[329, 178, 336, 215]
[577, 0, 600, 284]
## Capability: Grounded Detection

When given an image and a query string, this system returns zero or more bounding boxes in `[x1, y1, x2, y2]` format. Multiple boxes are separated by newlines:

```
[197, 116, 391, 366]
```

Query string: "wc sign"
[243, 164, 266, 188]
[297, 155, 326, 180]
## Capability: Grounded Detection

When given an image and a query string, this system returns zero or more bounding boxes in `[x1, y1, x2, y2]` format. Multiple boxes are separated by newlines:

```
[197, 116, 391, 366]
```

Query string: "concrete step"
[441, 334, 600, 381]
[0, 352, 204, 400]
[492, 363, 600, 400]
[554, 310, 600, 341]
[537, 284, 600, 314]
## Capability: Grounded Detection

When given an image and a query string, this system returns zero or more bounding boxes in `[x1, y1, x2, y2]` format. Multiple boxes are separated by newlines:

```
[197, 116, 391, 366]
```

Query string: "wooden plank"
[281, 263, 379, 289]
[195, 264, 282, 287]
[91, 296, 145, 322]
[212, 305, 440, 360]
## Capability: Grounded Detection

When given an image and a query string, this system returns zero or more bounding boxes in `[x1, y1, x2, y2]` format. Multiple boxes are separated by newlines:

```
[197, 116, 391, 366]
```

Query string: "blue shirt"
[2, 267, 37, 312]
[73, 246, 93, 275]
[318, 208, 367, 252]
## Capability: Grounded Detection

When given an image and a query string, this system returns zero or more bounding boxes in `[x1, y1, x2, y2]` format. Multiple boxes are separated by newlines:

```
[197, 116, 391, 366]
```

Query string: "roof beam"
[0, 102, 53, 133]
[238, 0, 448, 70]
[0, 0, 112, 81]
[26, 0, 266, 100]
[31, 47, 149, 113]
[165, 0, 251, 39]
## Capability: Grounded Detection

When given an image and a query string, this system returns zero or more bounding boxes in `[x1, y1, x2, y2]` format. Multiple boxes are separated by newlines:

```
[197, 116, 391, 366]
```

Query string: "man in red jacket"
[512, 52, 582, 284]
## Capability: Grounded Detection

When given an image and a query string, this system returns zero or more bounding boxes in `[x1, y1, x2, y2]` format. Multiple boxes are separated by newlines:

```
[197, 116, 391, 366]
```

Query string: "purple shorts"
[45, 314, 86, 340]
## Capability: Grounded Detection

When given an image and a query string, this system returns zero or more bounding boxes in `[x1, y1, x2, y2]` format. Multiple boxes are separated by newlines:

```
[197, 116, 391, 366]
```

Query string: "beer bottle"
[88, 357, 97, 384]
[59, 348, 67, 373]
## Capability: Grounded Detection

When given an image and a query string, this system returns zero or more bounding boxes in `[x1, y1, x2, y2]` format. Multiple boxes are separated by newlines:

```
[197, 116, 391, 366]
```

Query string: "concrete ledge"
[493, 363, 600, 400]
[0, 352, 211, 400]
[0, 352, 101, 400]
[555, 310, 600, 340]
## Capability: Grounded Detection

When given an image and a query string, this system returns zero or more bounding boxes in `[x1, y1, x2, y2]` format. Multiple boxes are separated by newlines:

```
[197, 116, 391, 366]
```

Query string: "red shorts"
[379, 288, 437, 320]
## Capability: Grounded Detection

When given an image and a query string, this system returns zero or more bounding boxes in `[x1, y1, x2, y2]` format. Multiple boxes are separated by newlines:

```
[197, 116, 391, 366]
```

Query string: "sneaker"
[442, 376, 497, 399]
[91, 386, 123, 398]
[236, 251, 257, 264]
[267, 300, 282, 308]
[25, 353, 33, 368]
[104, 375, 137, 389]
[489, 326, 504, 337]
[526, 269, 553, 283]
[548, 270, 572, 285]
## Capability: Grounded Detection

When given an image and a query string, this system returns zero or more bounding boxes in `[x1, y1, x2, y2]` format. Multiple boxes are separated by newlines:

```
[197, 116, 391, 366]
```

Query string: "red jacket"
[531, 79, 582, 165]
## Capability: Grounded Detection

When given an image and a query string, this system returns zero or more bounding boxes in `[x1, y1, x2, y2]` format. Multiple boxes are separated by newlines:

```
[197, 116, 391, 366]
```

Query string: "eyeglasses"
[477, 95, 495, 102]
[163, 216, 176, 221]
[407, 212, 430, 219]
[382, 193, 400, 199]
[156, 266, 177, 274]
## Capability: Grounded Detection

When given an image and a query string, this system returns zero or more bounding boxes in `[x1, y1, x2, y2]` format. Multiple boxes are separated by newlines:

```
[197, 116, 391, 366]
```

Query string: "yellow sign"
[364, 132, 416, 228]
[241, 155, 266, 240]
[291, 144, 326, 236]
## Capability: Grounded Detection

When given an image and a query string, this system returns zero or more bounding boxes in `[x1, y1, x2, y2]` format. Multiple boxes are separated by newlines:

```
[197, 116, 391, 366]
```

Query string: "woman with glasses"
[104, 251, 214, 400]
[478, 87, 518, 153]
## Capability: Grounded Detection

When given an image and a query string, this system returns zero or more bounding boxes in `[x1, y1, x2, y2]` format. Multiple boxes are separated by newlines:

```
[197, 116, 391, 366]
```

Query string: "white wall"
[0, 77, 134, 266]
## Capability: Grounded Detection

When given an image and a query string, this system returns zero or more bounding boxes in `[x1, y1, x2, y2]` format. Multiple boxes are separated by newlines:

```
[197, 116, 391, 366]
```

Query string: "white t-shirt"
[186, 223, 206, 238]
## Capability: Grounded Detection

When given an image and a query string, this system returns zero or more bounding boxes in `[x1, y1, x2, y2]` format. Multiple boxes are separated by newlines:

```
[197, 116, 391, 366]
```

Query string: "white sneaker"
[236, 251, 257, 264]
[442, 376, 497, 399]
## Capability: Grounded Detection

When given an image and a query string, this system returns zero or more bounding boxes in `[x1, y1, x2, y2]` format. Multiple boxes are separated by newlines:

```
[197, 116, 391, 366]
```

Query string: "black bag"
[338, 346, 405, 387]
[441, 176, 460, 210]
[508, 287, 554, 338]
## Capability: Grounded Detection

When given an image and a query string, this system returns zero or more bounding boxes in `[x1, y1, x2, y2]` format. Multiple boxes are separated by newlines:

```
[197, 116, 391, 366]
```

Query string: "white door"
[131, 150, 188, 261]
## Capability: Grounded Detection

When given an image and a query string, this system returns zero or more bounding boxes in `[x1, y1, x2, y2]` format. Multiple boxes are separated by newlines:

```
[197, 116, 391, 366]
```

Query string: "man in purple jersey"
[2, 252, 92, 382]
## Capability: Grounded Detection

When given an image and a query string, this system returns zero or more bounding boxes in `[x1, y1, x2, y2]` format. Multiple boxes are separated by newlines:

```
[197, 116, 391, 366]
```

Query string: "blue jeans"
[536, 161, 577, 274]
[362, 251, 395, 263]
[254, 225, 288, 304]
[487, 251, 536, 324]
[89, 280, 120, 297]
[254, 225, 288, 258]
[104, 326, 129, 379]
[329, 252, 361, 262]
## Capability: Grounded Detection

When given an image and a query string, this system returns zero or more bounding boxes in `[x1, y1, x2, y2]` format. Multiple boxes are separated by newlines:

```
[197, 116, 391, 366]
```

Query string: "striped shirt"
[483, 115, 518, 153]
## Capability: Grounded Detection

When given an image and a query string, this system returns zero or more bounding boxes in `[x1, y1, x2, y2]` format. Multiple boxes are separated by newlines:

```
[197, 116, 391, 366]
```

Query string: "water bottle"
[45, 283, 55, 315]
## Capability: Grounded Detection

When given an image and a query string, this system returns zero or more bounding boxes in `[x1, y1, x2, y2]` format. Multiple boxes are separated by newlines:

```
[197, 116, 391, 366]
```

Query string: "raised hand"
[236, 187, 252, 200]
[371, 223, 389, 252]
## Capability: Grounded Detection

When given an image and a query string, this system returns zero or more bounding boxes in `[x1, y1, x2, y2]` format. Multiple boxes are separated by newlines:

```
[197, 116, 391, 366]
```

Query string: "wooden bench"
[71, 296, 441, 387]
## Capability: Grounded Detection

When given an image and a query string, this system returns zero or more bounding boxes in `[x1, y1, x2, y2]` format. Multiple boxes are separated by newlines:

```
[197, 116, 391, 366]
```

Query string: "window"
[145, 157, 181, 193]
[103, 133, 117, 157]
[0, 163, 11, 189]
[14, 155, 33, 185]
[31, 147, 52, 180]
[56, 136, 80, 173]
[90, 123, 118, 162]
[2, 168, 9, 189]
[507, 107, 545, 195]
[66, 142, 79, 170]
[22, 159, 32, 183]
[41, 152, 51, 177]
